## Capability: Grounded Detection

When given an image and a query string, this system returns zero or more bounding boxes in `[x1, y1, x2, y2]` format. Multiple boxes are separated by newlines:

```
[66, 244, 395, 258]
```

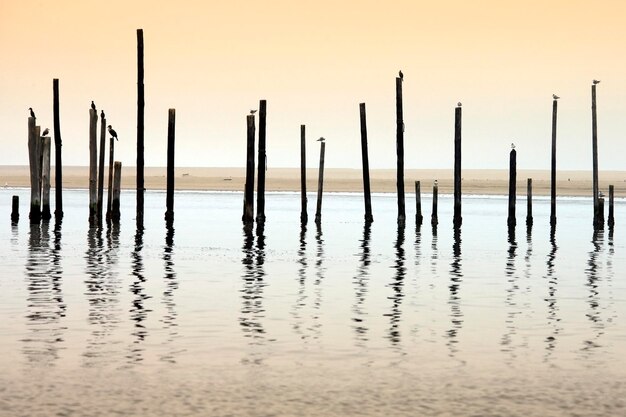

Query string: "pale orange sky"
[1, 0, 626, 170]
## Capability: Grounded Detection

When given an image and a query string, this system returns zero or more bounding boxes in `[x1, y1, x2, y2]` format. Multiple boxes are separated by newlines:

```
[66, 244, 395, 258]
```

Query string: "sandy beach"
[2, 165, 625, 197]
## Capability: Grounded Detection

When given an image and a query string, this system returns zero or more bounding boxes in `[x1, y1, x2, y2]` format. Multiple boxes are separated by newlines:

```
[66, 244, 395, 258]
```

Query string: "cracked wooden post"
[360, 103, 373, 222]
[396, 76, 405, 224]
[89, 108, 98, 224]
[507, 147, 517, 227]
[111, 161, 122, 224]
[106, 131, 115, 222]
[41, 136, 52, 221]
[256, 100, 267, 223]
[97, 112, 106, 223]
[242, 114, 255, 224]
[300, 124, 307, 224]
[550, 97, 558, 226]
[431, 181, 438, 226]
[165, 109, 176, 223]
[315, 140, 326, 225]
[453, 104, 462, 227]
[592, 82, 600, 229]
[526, 178, 533, 227]
[28, 118, 41, 224]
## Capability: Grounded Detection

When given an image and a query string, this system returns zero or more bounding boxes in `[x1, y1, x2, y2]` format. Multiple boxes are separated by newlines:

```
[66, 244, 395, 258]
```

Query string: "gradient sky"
[1, 0, 626, 170]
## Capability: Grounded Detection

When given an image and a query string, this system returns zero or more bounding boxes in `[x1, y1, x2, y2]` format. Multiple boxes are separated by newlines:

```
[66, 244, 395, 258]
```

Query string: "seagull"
[434, 179, 438, 186]
[457, 102, 462, 107]
[101, 110, 105, 119]
[317, 137, 325, 142]
[511, 143, 516, 149]
[250, 109, 257, 115]
[107, 125, 118, 141]
[399, 70, 403, 81]
[29, 107, 35, 118]
[42, 128, 49, 136]
[553, 94, 560, 100]
[593, 79, 601, 85]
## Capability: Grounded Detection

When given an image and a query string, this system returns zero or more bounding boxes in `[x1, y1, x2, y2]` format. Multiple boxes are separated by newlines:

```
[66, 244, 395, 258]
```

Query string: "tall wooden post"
[526, 178, 533, 227]
[431, 182, 438, 226]
[315, 141, 326, 225]
[599, 196, 605, 226]
[106, 134, 115, 222]
[41, 136, 52, 221]
[97, 113, 106, 223]
[608, 185, 615, 228]
[28, 119, 41, 223]
[256, 100, 267, 223]
[550, 98, 558, 226]
[11, 196, 19, 223]
[111, 161, 122, 223]
[165, 109, 176, 222]
[453, 104, 462, 227]
[300, 125, 307, 224]
[507, 148, 517, 227]
[89, 108, 98, 223]
[360, 103, 373, 222]
[137, 28, 145, 225]
[396, 77, 405, 224]
[53, 79, 63, 220]
[592, 83, 599, 228]
[415, 181, 423, 226]
[242, 114, 255, 224]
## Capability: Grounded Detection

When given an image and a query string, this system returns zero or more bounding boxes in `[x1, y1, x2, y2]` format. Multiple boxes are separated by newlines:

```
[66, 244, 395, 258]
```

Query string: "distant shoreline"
[2, 166, 625, 197]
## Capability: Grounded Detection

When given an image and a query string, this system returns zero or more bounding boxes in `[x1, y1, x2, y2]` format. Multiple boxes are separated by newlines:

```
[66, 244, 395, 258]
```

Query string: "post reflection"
[128, 225, 149, 364]
[446, 226, 463, 358]
[311, 223, 325, 340]
[501, 225, 520, 361]
[291, 224, 308, 339]
[386, 223, 405, 347]
[23, 223, 66, 366]
[160, 223, 180, 363]
[582, 229, 605, 354]
[352, 221, 372, 345]
[544, 225, 560, 360]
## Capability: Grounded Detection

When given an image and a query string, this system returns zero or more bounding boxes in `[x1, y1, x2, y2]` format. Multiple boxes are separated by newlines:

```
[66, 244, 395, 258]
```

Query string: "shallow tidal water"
[0, 188, 625, 416]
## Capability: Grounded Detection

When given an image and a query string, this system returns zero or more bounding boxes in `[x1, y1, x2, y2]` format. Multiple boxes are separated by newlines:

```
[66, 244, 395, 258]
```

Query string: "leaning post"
[315, 140, 326, 225]
[242, 114, 255, 224]
[165, 109, 176, 222]
[360, 103, 373, 222]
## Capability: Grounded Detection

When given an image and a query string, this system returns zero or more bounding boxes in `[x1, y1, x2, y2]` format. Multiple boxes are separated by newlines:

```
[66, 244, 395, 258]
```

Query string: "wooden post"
[598, 196, 605, 226]
[315, 141, 326, 225]
[507, 148, 517, 227]
[89, 108, 98, 223]
[300, 125, 307, 224]
[28, 119, 41, 223]
[550, 98, 557, 226]
[11, 196, 19, 223]
[106, 133, 115, 222]
[396, 77, 405, 224]
[53, 79, 63, 220]
[165, 109, 176, 222]
[608, 185, 615, 228]
[453, 104, 462, 227]
[431, 182, 438, 226]
[97, 113, 106, 223]
[111, 161, 122, 223]
[360, 103, 373, 222]
[256, 100, 267, 223]
[242, 114, 255, 224]
[592, 83, 599, 228]
[41, 136, 52, 221]
[415, 180, 423, 226]
[137, 28, 145, 225]
[526, 178, 533, 227]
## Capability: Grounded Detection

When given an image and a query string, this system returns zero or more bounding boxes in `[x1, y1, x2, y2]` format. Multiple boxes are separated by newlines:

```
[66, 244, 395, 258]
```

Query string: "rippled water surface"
[1, 189, 625, 416]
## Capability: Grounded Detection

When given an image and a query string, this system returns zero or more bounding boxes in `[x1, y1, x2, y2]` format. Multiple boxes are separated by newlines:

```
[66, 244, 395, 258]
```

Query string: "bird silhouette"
[599, 191, 605, 198]
[511, 143, 516, 149]
[553, 94, 560, 100]
[91, 101, 96, 111]
[101, 110, 105, 119]
[457, 102, 462, 107]
[399, 70, 403, 81]
[317, 137, 325, 142]
[42, 128, 49, 136]
[29, 107, 35, 118]
[107, 125, 118, 141]
[434, 179, 438, 186]
[593, 79, 601, 85]
[250, 109, 257, 115]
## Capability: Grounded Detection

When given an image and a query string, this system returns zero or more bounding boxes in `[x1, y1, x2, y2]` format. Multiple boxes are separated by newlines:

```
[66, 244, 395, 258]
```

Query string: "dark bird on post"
[250, 109, 257, 115]
[107, 125, 118, 141]
[552, 94, 560, 100]
[593, 79, 601, 85]
[42, 128, 49, 136]
[91, 101, 96, 111]
[399, 70, 403, 81]
[317, 137, 325, 142]
[101, 110, 105, 120]
[457, 102, 462, 107]
[29, 107, 35, 118]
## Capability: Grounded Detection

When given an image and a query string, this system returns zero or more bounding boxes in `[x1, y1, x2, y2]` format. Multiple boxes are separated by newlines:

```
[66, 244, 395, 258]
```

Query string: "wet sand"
[2, 165, 626, 197]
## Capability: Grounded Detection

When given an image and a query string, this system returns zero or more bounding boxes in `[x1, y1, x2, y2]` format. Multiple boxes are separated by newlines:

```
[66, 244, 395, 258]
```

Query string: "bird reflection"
[352, 221, 372, 345]
[160, 223, 180, 363]
[291, 224, 308, 339]
[501, 225, 521, 361]
[544, 225, 560, 360]
[23, 223, 66, 365]
[446, 226, 463, 358]
[582, 229, 605, 354]
[386, 223, 405, 347]
[128, 225, 150, 364]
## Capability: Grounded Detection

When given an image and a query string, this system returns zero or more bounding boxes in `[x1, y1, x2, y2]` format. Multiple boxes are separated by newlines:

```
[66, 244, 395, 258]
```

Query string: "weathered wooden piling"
[608, 185, 615, 228]
[53, 79, 63, 220]
[137, 28, 145, 224]
[165, 109, 176, 222]
[97, 112, 106, 223]
[396, 77, 405, 224]
[359, 103, 373, 222]
[592, 83, 600, 228]
[111, 161, 122, 223]
[453, 104, 462, 227]
[415, 181, 423, 226]
[89, 108, 98, 223]
[526, 178, 533, 227]
[106, 131, 115, 222]
[41, 136, 52, 221]
[550, 98, 558, 226]
[315, 140, 326, 225]
[11, 196, 19, 223]
[300, 125, 307, 224]
[598, 196, 605, 226]
[242, 114, 256, 224]
[256, 100, 267, 223]
[507, 148, 517, 227]
[431, 182, 438, 226]
[28, 119, 41, 223]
